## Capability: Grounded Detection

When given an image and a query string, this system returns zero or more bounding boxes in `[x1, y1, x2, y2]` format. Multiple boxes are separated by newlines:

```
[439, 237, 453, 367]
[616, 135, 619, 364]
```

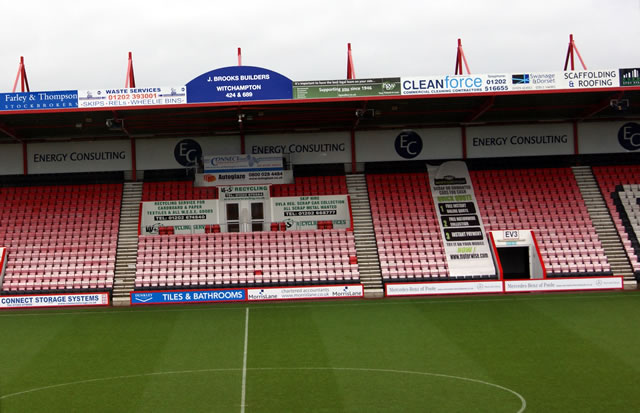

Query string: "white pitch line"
[240, 307, 249, 413]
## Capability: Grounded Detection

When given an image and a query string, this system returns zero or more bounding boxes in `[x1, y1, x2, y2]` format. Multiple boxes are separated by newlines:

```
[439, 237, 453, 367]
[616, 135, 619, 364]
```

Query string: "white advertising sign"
[271, 195, 351, 230]
[0, 144, 23, 175]
[77, 86, 186, 108]
[247, 285, 363, 301]
[203, 154, 283, 172]
[140, 199, 219, 235]
[218, 185, 270, 201]
[385, 281, 503, 297]
[195, 170, 293, 186]
[401, 69, 620, 97]
[504, 277, 623, 293]
[467, 123, 574, 158]
[0, 292, 110, 309]
[246, 132, 351, 165]
[355, 128, 461, 162]
[27, 140, 131, 174]
[578, 121, 640, 154]
[428, 161, 496, 278]
[136, 136, 241, 171]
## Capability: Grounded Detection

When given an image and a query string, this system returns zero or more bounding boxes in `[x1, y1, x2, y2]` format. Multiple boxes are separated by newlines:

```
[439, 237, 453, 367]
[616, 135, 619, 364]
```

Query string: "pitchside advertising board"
[428, 161, 496, 278]
[131, 285, 363, 305]
[466, 123, 574, 158]
[578, 121, 640, 154]
[271, 195, 351, 230]
[140, 199, 218, 235]
[356, 128, 462, 162]
[386, 281, 504, 297]
[0, 292, 109, 309]
[385, 277, 623, 296]
[504, 277, 623, 292]
[27, 140, 132, 174]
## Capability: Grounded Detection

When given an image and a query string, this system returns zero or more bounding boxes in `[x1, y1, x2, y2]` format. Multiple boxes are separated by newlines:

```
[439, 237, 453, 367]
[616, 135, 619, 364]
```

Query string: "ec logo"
[174, 139, 202, 166]
[618, 122, 640, 151]
[394, 131, 423, 159]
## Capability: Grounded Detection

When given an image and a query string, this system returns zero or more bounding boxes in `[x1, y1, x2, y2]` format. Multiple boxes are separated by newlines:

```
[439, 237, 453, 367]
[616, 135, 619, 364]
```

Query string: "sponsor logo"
[620, 68, 640, 87]
[133, 293, 153, 303]
[174, 139, 202, 167]
[618, 122, 640, 151]
[394, 131, 423, 159]
[382, 82, 397, 91]
[512, 74, 530, 84]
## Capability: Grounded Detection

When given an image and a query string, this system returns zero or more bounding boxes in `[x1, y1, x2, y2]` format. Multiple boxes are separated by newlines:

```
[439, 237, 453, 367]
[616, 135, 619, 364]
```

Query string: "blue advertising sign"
[186, 66, 292, 103]
[0, 90, 78, 111]
[131, 288, 246, 305]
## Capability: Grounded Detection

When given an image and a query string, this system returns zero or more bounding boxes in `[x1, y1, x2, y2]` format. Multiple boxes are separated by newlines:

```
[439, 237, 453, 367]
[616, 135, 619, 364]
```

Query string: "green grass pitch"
[1, 292, 639, 412]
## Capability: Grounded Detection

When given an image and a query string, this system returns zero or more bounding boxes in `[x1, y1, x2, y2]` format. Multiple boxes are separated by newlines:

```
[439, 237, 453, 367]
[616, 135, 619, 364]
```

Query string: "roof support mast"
[454, 39, 471, 75]
[564, 34, 587, 71]
[347, 43, 355, 79]
[125, 51, 136, 88]
[12, 56, 30, 93]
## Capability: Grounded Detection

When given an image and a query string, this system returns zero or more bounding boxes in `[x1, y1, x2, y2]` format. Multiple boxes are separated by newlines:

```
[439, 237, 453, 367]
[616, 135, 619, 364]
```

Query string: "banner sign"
[428, 161, 496, 278]
[504, 277, 623, 293]
[136, 136, 241, 171]
[130, 289, 246, 305]
[195, 170, 293, 186]
[466, 123, 573, 158]
[578, 121, 640, 154]
[355, 128, 462, 162]
[203, 154, 283, 173]
[0, 90, 78, 111]
[401, 69, 622, 97]
[27, 140, 131, 174]
[247, 285, 363, 301]
[186, 66, 293, 103]
[246, 132, 351, 165]
[0, 292, 109, 309]
[385, 281, 503, 297]
[292, 78, 401, 99]
[271, 195, 351, 230]
[77, 86, 186, 108]
[140, 199, 218, 235]
[219, 185, 270, 201]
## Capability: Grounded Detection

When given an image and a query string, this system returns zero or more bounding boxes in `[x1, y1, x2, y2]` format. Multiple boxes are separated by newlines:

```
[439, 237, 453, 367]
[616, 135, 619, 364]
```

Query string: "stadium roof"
[0, 86, 638, 144]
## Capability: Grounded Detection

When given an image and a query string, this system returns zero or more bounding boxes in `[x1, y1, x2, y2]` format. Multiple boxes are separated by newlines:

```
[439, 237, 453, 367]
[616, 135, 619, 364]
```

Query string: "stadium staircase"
[572, 166, 637, 289]
[112, 181, 143, 306]
[346, 174, 384, 298]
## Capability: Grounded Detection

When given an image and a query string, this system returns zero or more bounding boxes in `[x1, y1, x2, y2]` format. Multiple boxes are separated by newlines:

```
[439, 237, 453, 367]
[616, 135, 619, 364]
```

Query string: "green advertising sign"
[293, 78, 401, 99]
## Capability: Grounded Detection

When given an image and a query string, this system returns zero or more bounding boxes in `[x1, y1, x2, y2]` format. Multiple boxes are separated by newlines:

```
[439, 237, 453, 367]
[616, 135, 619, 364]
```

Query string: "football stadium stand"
[472, 168, 611, 276]
[593, 165, 640, 280]
[0, 183, 121, 293]
[133, 175, 359, 289]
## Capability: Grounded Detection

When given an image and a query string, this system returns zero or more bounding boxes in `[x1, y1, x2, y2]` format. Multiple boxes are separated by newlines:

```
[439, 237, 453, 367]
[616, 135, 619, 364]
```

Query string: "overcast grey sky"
[2, 0, 639, 91]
